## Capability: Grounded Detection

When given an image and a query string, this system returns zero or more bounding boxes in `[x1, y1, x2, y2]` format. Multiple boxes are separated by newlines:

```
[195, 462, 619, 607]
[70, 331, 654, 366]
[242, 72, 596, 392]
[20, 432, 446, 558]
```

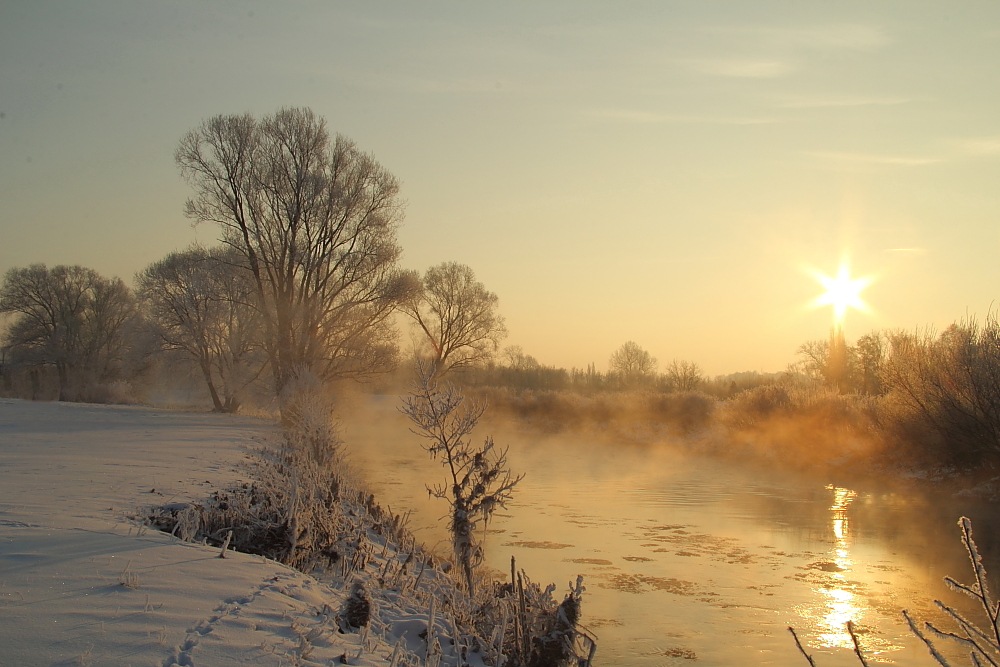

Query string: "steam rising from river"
[337, 392, 998, 666]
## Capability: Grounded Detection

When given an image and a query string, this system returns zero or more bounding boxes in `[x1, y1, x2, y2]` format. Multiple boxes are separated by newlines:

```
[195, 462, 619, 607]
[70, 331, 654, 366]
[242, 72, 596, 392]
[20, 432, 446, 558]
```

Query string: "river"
[343, 396, 999, 666]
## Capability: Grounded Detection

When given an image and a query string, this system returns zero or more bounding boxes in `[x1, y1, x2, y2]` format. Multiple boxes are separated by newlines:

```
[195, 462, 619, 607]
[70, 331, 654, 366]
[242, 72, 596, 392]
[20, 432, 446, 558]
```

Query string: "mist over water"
[343, 395, 999, 666]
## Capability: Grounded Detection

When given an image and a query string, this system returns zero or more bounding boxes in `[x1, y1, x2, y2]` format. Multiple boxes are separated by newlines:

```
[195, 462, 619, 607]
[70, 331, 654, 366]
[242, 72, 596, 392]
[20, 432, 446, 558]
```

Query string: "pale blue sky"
[2, 2, 1000, 374]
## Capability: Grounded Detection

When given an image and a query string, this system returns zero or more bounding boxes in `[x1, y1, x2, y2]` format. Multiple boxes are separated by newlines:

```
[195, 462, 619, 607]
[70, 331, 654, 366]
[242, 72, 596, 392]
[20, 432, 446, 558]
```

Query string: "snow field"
[0, 399, 479, 666]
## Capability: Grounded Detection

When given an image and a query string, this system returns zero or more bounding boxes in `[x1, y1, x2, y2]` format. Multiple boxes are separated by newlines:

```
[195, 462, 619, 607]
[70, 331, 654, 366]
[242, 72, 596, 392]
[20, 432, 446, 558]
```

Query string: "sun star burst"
[810, 263, 873, 324]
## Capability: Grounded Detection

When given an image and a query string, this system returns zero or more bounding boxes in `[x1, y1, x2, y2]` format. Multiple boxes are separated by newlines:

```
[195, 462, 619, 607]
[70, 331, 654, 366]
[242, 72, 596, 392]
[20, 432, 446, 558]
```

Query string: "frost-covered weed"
[118, 560, 139, 589]
[340, 581, 372, 630]
[401, 364, 523, 594]
[146, 437, 374, 571]
[488, 566, 595, 667]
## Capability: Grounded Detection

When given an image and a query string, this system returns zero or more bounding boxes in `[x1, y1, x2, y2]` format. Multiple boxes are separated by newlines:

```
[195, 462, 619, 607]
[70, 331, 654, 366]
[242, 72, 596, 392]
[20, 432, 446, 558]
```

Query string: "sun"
[810, 262, 873, 325]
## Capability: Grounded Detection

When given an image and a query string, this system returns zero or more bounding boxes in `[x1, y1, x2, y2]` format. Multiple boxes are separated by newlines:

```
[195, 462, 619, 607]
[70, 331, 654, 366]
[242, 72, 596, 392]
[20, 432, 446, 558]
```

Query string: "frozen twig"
[847, 621, 870, 667]
[903, 610, 953, 667]
[118, 560, 139, 589]
[924, 622, 998, 667]
[787, 627, 817, 667]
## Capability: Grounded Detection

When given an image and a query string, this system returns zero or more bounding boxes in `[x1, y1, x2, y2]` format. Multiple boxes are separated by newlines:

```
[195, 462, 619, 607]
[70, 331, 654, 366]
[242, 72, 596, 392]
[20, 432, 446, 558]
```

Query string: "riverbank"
[0, 398, 596, 666]
[0, 400, 493, 665]
[0, 399, 400, 665]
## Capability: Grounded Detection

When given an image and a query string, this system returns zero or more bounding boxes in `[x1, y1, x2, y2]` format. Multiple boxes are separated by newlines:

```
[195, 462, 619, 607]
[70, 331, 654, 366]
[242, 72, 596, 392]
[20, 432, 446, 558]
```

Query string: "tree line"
[0, 108, 507, 412]
[452, 340, 711, 395]
[9, 106, 994, 471]
[0, 106, 718, 412]
[790, 320, 1000, 466]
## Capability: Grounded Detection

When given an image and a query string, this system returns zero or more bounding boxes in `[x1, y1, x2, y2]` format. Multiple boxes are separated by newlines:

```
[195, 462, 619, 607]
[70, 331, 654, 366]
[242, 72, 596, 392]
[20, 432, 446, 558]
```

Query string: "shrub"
[880, 320, 1000, 468]
[400, 365, 522, 593]
[339, 581, 372, 630]
[280, 372, 342, 466]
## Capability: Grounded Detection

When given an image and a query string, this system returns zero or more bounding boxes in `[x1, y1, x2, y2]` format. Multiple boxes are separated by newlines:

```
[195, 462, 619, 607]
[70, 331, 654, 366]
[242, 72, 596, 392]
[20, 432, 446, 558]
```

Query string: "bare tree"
[608, 341, 657, 386]
[794, 332, 861, 392]
[794, 338, 830, 382]
[0, 264, 140, 401]
[827, 327, 851, 393]
[137, 246, 264, 412]
[176, 108, 412, 403]
[400, 262, 507, 378]
[881, 319, 1000, 465]
[856, 331, 886, 395]
[400, 364, 522, 592]
[503, 344, 540, 371]
[666, 359, 704, 391]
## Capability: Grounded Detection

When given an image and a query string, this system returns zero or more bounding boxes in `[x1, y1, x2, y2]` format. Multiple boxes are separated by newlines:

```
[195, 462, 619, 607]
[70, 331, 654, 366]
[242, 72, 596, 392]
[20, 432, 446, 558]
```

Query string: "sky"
[2, 1, 1000, 376]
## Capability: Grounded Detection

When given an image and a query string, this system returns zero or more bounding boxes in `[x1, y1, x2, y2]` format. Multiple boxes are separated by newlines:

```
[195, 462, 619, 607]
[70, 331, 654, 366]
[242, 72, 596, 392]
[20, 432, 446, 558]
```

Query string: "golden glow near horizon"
[810, 263, 874, 326]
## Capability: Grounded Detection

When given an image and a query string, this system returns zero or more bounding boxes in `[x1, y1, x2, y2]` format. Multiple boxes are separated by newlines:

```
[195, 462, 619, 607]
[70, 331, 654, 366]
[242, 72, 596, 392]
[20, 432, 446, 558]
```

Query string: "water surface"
[345, 399, 998, 666]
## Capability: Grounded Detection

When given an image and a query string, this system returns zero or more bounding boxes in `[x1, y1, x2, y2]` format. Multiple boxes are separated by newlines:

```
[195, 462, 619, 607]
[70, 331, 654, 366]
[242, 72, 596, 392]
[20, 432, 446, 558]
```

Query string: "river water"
[343, 397, 999, 666]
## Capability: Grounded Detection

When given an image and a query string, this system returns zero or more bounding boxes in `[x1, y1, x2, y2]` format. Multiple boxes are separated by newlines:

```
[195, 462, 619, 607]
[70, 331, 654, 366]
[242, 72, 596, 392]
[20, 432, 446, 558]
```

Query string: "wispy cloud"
[952, 136, 1000, 155]
[340, 71, 510, 94]
[709, 24, 890, 52]
[583, 108, 781, 125]
[776, 95, 911, 109]
[807, 151, 939, 166]
[686, 58, 795, 78]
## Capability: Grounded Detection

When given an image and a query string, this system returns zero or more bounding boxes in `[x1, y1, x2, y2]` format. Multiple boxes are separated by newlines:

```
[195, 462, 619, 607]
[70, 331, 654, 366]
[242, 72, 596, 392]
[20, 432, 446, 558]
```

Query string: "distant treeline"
[789, 319, 1000, 470]
[454, 320, 1000, 475]
[450, 347, 783, 399]
[6, 256, 1000, 474]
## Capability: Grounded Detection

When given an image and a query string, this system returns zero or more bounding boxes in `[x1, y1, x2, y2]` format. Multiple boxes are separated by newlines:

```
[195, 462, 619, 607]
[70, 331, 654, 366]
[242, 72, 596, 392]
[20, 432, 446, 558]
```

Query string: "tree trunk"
[56, 362, 70, 401]
[30, 368, 40, 401]
[199, 359, 224, 412]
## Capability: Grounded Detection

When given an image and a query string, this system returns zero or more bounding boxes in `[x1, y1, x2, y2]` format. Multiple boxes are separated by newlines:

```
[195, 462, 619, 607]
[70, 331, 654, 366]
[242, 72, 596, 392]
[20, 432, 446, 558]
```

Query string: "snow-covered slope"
[0, 399, 404, 666]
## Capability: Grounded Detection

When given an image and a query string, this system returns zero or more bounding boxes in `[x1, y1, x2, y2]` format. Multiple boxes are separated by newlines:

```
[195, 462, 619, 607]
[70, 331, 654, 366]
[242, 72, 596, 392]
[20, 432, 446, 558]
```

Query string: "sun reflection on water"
[815, 484, 861, 648]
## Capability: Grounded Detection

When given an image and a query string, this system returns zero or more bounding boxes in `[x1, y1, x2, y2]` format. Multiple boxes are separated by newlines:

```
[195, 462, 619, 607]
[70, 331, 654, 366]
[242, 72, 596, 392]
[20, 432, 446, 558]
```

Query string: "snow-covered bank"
[0, 399, 591, 667]
[0, 400, 418, 666]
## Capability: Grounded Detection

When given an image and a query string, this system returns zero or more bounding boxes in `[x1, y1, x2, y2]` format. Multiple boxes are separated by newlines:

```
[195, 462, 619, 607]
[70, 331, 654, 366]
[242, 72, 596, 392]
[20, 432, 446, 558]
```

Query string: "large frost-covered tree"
[137, 246, 264, 413]
[175, 108, 412, 400]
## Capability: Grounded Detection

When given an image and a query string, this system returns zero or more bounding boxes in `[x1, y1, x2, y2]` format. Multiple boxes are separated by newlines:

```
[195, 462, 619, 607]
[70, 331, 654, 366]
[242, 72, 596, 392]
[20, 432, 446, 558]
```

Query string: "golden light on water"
[791, 484, 906, 657]
[817, 485, 860, 649]
[810, 262, 874, 325]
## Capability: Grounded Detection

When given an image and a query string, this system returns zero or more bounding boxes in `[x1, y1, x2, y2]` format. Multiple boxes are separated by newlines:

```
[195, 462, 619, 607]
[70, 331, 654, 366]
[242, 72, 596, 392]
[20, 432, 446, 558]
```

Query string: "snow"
[0, 399, 431, 666]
